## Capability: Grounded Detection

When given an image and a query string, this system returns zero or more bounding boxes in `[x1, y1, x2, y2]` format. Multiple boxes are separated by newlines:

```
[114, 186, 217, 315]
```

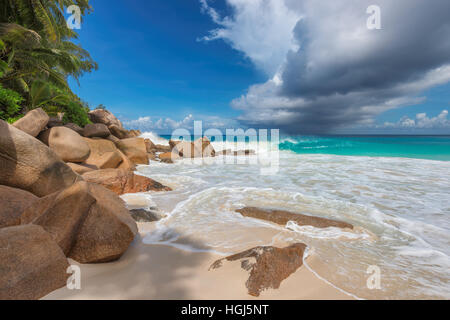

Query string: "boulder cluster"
[0, 108, 171, 300]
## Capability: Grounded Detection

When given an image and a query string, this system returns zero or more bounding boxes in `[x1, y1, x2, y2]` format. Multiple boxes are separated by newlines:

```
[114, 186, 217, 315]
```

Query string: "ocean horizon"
[154, 134, 450, 161]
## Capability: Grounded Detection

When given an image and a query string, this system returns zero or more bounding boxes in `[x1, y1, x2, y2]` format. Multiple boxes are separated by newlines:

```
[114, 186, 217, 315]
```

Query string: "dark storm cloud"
[226, 0, 450, 133]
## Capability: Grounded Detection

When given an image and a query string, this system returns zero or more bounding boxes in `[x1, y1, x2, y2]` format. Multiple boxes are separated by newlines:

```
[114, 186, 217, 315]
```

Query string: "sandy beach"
[44, 224, 353, 300]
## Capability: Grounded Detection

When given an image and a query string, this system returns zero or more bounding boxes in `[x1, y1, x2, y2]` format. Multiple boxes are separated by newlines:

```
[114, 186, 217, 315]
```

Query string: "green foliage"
[96, 103, 106, 110]
[0, 1, 97, 124]
[62, 101, 90, 127]
[0, 83, 23, 122]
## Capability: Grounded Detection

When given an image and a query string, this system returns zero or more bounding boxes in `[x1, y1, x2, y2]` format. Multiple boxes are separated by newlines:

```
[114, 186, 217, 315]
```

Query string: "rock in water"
[83, 123, 111, 138]
[236, 207, 354, 229]
[144, 138, 156, 152]
[129, 209, 164, 222]
[159, 151, 181, 163]
[0, 185, 38, 228]
[170, 140, 196, 158]
[88, 109, 123, 128]
[0, 120, 81, 197]
[82, 169, 171, 195]
[0, 225, 70, 300]
[39, 127, 91, 163]
[194, 137, 216, 157]
[210, 243, 307, 297]
[21, 182, 138, 264]
[169, 137, 215, 158]
[12, 108, 49, 137]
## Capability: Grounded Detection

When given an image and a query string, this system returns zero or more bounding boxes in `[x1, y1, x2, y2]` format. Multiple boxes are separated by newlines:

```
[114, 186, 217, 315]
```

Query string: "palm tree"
[0, 0, 97, 121]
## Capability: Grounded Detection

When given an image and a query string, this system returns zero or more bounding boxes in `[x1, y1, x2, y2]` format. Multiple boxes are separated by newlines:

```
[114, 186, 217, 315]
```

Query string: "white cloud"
[199, 0, 301, 75]
[123, 114, 240, 133]
[382, 110, 450, 129]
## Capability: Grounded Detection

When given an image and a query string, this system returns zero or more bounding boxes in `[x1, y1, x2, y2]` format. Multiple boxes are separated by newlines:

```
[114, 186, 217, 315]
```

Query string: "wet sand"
[44, 224, 354, 300]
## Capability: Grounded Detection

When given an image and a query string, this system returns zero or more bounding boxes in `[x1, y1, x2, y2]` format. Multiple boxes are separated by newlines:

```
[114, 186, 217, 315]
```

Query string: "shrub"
[62, 101, 91, 127]
[0, 84, 24, 123]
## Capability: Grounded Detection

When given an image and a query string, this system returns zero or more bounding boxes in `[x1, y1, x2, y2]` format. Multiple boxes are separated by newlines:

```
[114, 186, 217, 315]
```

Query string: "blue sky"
[69, 0, 450, 134]
[70, 0, 264, 122]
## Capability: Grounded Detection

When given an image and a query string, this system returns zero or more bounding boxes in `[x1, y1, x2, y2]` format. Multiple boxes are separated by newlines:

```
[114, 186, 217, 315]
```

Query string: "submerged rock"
[236, 207, 353, 229]
[129, 208, 165, 222]
[219, 149, 256, 156]
[210, 243, 307, 297]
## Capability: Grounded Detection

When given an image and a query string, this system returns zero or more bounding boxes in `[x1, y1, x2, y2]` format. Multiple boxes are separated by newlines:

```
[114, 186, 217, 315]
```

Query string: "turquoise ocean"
[135, 132, 450, 299]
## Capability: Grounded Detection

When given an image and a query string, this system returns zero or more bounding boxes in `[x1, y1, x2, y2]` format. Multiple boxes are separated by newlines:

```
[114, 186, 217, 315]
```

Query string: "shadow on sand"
[43, 231, 213, 300]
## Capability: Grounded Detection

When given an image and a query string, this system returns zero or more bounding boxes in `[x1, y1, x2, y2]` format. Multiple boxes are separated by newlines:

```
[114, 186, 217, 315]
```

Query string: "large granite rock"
[108, 124, 129, 139]
[83, 123, 111, 138]
[236, 207, 354, 229]
[64, 123, 84, 135]
[88, 109, 123, 128]
[116, 138, 148, 165]
[20, 181, 96, 255]
[210, 243, 307, 297]
[69, 183, 138, 263]
[83, 138, 123, 169]
[0, 120, 81, 197]
[12, 108, 49, 137]
[39, 127, 90, 163]
[82, 169, 171, 195]
[0, 185, 38, 228]
[21, 182, 138, 264]
[66, 163, 98, 175]
[0, 225, 70, 300]
[116, 150, 136, 171]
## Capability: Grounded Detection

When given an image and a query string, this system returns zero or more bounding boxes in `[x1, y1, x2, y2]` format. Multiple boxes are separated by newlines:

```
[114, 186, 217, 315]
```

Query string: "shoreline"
[43, 224, 354, 300]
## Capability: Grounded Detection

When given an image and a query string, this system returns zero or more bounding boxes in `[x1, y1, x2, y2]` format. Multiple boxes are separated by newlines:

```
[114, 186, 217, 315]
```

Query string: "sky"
[69, 0, 450, 134]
